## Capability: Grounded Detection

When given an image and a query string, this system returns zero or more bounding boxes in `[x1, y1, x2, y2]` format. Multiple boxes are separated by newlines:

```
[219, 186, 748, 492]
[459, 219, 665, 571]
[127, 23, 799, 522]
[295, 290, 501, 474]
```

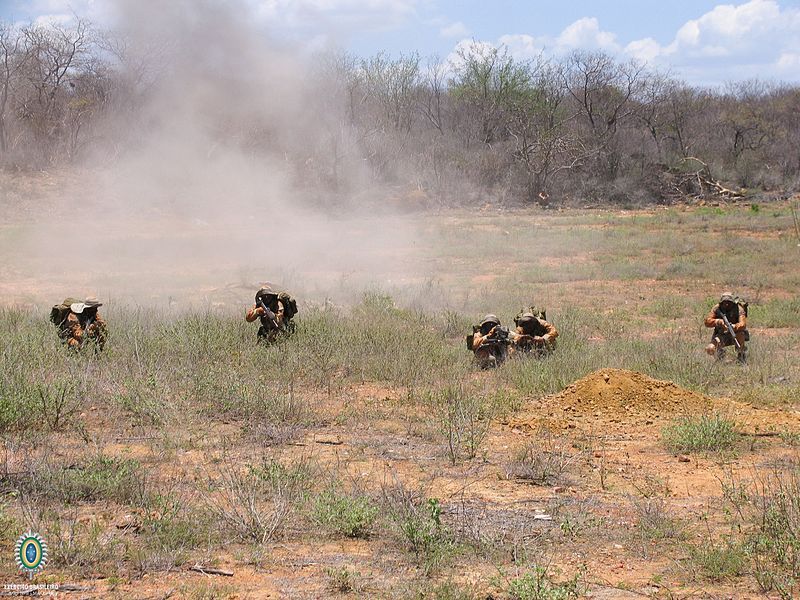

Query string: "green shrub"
[687, 539, 747, 582]
[325, 566, 364, 593]
[662, 414, 738, 453]
[429, 386, 494, 464]
[204, 457, 312, 544]
[386, 491, 457, 574]
[45, 514, 121, 577]
[24, 455, 144, 505]
[506, 566, 584, 600]
[747, 468, 800, 597]
[312, 488, 379, 538]
[506, 433, 576, 486]
[417, 580, 479, 599]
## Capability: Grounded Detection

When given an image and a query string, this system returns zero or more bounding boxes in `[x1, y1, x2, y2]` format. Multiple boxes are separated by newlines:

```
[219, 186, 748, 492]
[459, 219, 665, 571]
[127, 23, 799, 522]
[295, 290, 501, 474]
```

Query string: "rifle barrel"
[721, 314, 742, 350]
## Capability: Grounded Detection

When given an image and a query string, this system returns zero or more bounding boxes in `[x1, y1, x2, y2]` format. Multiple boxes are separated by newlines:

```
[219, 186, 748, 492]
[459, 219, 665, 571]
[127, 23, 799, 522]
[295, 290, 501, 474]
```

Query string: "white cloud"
[624, 37, 661, 63]
[252, 0, 420, 32]
[18, 0, 113, 26]
[777, 51, 800, 71]
[624, 0, 800, 82]
[556, 17, 620, 53]
[461, 1, 800, 85]
[440, 20, 469, 39]
[497, 34, 546, 59]
[489, 17, 620, 62]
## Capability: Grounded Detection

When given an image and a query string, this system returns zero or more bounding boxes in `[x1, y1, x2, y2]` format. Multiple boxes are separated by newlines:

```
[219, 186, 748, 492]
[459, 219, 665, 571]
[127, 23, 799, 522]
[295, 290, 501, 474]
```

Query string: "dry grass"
[1, 204, 799, 596]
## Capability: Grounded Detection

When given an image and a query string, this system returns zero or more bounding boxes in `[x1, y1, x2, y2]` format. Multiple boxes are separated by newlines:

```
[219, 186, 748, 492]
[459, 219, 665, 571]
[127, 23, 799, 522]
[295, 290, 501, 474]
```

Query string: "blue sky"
[2, 0, 800, 84]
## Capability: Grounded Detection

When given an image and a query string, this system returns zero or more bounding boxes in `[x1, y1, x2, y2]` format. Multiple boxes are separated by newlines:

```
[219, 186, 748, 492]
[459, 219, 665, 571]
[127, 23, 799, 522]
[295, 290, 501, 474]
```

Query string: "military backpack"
[49, 298, 78, 327]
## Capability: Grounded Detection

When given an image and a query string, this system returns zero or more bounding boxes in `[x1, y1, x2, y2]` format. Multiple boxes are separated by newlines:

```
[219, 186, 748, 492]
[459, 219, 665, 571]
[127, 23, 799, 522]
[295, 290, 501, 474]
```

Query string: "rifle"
[81, 314, 96, 347]
[482, 326, 510, 346]
[720, 313, 742, 350]
[256, 297, 280, 331]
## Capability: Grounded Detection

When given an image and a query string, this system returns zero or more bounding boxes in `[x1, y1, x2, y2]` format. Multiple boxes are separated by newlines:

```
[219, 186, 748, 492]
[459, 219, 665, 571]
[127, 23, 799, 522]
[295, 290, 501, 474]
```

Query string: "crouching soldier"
[705, 292, 749, 364]
[467, 314, 511, 369]
[50, 297, 107, 351]
[245, 286, 298, 344]
[511, 309, 558, 357]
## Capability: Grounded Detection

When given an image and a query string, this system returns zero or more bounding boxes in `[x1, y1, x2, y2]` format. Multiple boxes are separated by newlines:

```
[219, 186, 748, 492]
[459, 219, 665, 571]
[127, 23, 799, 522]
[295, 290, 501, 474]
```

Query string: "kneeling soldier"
[245, 286, 297, 344]
[467, 314, 511, 369]
[704, 292, 749, 364]
[50, 296, 107, 351]
[511, 309, 558, 357]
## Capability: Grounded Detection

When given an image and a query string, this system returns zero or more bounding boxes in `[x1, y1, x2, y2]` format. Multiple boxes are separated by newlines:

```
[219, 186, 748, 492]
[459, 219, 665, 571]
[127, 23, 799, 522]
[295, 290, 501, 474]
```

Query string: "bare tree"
[17, 18, 94, 163]
[564, 50, 646, 179]
[449, 43, 531, 146]
[505, 59, 586, 201]
[361, 51, 420, 132]
[417, 55, 448, 135]
[0, 23, 28, 156]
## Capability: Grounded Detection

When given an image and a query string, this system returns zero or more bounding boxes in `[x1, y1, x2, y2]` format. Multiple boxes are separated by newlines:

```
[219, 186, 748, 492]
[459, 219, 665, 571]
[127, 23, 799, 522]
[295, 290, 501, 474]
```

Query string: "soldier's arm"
[704, 306, 722, 328]
[66, 312, 83, 342]
[245, 305, 263, 322]
[510, 329, 533, 344]
[540, 319, 558, 341]
[275, 301, 285, 326]
[472, 326, 497, 349]
[734, 305, 747, 331]
[472, 332, 487, 350]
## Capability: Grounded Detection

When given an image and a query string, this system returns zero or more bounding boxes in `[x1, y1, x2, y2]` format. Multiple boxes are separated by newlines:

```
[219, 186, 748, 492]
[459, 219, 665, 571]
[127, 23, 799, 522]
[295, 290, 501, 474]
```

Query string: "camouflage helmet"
[255, 285, 274, 302]
[70, 302, 87, 314]
[480, 314, 500, 327]
[84, 296, 103, 308]
[515, 312, 537, 324]
[720, 292, 735, 304]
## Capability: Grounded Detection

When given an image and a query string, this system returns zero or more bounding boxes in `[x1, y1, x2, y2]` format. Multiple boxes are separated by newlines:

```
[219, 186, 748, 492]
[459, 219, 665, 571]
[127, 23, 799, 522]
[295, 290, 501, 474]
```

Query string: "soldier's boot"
[737, 347, 747, 365]
[481, 355, 498, 370]
[715, 346, 726, 361]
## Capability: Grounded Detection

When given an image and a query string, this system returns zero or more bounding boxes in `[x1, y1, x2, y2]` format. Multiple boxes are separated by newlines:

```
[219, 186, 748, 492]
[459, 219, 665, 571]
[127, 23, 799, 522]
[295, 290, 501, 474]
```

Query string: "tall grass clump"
[662, 414, 738, 453]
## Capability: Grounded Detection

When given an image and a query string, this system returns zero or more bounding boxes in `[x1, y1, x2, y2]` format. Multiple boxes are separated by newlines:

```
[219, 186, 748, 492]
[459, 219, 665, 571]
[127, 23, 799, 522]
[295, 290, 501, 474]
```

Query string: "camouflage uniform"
[704, 292, 748, 363]
[470, 314, 509, 369]
[54, 297, 107, 350]
[510, 312, 558, 357]
[245, 286, 286, 344]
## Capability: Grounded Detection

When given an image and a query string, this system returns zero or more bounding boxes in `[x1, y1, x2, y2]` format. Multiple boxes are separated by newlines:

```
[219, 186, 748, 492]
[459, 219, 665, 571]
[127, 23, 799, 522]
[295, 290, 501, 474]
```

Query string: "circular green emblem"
[14, 532, 48, 578]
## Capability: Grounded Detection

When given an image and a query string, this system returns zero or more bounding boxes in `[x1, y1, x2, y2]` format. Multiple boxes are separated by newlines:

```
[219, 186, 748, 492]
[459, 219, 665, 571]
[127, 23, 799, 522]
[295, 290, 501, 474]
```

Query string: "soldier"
[705, 292, 749, 363]
[511, 310, 558, 357]
[50, 297, 107, 351]
[245, 286, 297, 343]
[468, 314, 511, 369]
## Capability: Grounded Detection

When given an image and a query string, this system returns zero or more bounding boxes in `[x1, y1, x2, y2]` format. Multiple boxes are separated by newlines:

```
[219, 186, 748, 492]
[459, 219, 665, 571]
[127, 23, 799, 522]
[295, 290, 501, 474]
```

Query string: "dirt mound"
[551, 368, 712, 419]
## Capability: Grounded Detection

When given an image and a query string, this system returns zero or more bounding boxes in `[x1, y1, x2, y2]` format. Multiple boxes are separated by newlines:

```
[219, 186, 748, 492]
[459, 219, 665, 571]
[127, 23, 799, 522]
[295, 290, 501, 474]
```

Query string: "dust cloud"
[3, 0, 426, 311]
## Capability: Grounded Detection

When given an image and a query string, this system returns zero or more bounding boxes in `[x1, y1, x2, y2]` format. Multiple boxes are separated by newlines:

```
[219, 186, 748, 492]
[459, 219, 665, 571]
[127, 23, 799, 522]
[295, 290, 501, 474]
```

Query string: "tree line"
[1, 18, 798, 207]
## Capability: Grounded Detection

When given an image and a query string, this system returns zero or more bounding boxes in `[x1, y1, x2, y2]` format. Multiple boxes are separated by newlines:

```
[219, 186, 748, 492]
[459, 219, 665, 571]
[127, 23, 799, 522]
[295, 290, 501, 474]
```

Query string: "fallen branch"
[698, 174, 743, 198]
[189, 564, 234, 577]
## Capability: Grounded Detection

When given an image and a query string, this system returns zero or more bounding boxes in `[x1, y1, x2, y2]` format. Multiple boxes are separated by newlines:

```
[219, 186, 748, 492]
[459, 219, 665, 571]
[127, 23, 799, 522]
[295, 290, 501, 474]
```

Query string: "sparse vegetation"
[384, 487, 459, 574]
[662, 414, 739, 453]
[631, 496, 685, 544]
[686, 539, 748, 582]
[506, 433, 577, 486]
[430, 385, 495, 464]
[0, 206, 798, 597]
[21, 455, 145, 506]
[505, 565, 585, 600]
[312, 487, 379, 538]
[325, 566, 365, 593]
[203, 457, 312, 544]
